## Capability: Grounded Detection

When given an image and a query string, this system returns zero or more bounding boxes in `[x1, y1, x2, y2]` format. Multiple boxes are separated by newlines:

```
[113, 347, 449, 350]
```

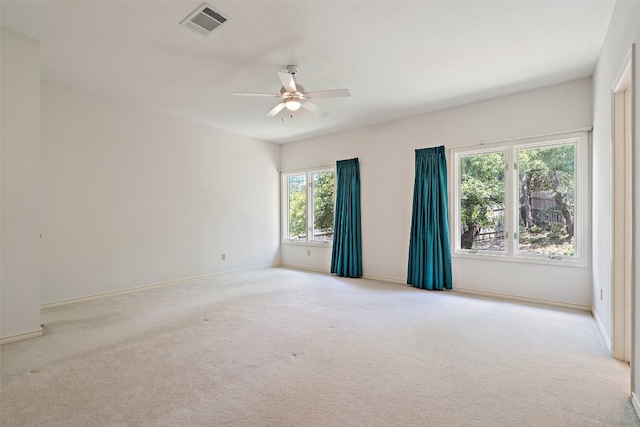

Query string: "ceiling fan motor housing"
[280, 85, 305, 97]
[233, 65, 349, 118]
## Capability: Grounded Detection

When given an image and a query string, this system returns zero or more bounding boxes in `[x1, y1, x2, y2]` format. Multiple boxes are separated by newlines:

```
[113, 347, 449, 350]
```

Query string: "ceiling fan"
[233, 65, 351, 117]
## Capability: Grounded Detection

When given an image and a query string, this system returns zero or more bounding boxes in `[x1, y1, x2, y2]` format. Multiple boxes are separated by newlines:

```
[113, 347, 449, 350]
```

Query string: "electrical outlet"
[307, 250, 311, 256]
[221, 253, 226, 261]
[600, 289, 603, 301]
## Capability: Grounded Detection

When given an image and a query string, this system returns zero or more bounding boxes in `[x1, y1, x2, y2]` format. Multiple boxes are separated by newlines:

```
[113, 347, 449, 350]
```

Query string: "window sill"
[281, 240, 333, 247]
[453, 251, 588, 268]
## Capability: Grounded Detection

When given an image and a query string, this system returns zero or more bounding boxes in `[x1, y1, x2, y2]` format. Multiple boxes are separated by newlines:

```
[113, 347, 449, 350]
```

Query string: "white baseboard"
[632, 392, 640, 421]
[452, 287, 592, 312]
[281, 265, 592, 311]
[0, 328, 43, 345]
[363, 274, 406, 285]
[281, 263, 403, 284]
[41, 264, 279, 308]
[281, 265, 406, 285]
[280, 263, 331, 275]
[592, 309, 612, 355]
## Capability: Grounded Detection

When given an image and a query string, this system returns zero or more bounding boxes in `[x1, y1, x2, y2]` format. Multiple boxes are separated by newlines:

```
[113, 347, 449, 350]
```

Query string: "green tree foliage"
[459, 144, 575, 252]
[518, 144, 574, 238]
[460, 152, 505, 249]
[313, 172, 335, 234]
[288, 175, 306, 238]
[287, 171, 335, 240]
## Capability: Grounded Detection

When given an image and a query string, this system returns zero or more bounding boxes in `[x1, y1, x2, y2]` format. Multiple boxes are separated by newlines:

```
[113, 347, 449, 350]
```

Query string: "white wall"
[281, 78, 593, 307]
[1, 29, 42, 340]
[591, 0, 640, 405]
[40, 82, 280, 304]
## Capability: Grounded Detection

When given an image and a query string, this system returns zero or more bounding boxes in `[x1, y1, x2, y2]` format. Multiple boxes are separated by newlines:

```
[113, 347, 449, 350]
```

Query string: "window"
[282, 168, 335, 243]
[451, 131, 588, 265]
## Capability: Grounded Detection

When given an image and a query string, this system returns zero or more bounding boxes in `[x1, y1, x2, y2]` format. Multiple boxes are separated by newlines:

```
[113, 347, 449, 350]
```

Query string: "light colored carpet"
[1, 267, 638, 426]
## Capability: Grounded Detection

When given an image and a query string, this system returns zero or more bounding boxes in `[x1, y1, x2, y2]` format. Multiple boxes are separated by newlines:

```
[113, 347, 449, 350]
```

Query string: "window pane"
[287, 174, 307, 240]
[459, 152, 506, 252]
[517, 144, 575, 256]
[312, 171, 335, 242]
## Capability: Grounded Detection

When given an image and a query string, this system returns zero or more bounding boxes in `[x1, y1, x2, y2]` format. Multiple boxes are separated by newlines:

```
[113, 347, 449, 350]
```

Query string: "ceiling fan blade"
[301, 100, 329, 117]
[277, 71, 297, 93]
[304, 89, 351, 99]
[265, 102, 286, 117]
[233, 92, 281, 97]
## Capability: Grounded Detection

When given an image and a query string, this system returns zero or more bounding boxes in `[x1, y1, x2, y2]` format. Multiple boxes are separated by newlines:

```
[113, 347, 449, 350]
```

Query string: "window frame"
[281, 167, 336, 245]
[450, 131, 589, 267]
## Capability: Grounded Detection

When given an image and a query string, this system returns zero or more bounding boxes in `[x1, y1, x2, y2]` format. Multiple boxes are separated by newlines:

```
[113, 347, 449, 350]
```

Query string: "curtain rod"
[278, 128, 592, 172]
[278, 163, 336, 173]
[477, 127, 592, 146]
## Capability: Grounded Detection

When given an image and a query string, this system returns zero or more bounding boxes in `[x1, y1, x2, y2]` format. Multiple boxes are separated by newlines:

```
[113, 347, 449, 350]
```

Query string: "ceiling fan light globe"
[284, 99, 302, 111]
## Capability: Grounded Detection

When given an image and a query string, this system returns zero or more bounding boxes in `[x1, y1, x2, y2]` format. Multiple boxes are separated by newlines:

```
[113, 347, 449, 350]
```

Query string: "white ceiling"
[1, 0, 616, 144]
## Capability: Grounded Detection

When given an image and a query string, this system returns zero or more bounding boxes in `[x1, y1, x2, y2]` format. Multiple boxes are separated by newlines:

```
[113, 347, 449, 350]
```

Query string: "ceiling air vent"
[180, 3, 229, 37]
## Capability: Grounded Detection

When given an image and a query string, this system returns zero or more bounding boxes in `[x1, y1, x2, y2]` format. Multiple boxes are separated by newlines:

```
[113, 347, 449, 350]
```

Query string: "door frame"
[611, 45, 635, 366]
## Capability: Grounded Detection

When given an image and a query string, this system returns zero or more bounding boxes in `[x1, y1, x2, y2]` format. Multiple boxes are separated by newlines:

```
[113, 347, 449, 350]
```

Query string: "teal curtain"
[331, 158, 362, 278]
[407, 146, 452, 290]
